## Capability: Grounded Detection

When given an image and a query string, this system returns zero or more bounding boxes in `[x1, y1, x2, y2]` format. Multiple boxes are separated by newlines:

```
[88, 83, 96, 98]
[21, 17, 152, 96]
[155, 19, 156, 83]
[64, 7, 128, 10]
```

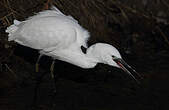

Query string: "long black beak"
[113, 57, 143, 84]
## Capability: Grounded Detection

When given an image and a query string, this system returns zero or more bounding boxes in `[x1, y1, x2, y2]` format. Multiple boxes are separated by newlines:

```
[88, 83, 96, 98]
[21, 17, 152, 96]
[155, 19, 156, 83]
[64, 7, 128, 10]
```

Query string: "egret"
[6, 6, 141, 83]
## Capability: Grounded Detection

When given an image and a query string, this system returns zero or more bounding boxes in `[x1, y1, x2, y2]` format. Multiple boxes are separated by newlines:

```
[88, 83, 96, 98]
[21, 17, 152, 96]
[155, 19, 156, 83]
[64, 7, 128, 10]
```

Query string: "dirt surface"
[0, 0, 169, 110]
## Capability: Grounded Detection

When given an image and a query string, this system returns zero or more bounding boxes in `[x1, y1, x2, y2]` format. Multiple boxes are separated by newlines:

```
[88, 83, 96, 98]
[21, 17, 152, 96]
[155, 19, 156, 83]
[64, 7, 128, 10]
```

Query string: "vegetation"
[0, 0, 169, 109]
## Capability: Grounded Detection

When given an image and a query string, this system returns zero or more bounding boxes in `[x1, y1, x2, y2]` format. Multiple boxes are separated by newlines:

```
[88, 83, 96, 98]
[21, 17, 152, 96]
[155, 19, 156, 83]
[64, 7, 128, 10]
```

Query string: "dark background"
[0, 0, 169, 110]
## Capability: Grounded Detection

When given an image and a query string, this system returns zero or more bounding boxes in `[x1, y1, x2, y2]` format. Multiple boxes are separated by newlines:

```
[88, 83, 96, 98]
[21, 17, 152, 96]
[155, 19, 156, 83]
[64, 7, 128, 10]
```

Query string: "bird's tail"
[6, 19, 21, 41]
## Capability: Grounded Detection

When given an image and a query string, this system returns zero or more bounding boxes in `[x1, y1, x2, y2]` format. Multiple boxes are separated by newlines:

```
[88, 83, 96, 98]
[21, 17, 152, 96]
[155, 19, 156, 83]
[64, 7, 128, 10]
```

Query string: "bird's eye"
[81, 46, 87, 54]
[112, 55, 118, 60]
[112, 55, 115, 58]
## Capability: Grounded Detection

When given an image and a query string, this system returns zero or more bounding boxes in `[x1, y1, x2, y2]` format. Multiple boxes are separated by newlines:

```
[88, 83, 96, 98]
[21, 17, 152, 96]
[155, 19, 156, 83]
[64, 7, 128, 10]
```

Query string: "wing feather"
[6, 6, 90, 51]
[14, 17, 77, 51]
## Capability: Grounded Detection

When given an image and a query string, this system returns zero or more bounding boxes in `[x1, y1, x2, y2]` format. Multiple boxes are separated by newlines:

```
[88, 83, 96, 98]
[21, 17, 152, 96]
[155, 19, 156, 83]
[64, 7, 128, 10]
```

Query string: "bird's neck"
[51, 49, 98, 69]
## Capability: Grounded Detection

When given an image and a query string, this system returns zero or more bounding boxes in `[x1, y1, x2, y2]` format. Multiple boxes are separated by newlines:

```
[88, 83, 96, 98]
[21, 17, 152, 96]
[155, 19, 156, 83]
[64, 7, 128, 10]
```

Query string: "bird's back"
[6, 7, 89, 52]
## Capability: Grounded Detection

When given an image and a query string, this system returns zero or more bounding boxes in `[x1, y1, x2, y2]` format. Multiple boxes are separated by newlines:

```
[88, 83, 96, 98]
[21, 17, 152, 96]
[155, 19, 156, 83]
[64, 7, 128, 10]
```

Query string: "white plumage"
[6, 6, 141, 82]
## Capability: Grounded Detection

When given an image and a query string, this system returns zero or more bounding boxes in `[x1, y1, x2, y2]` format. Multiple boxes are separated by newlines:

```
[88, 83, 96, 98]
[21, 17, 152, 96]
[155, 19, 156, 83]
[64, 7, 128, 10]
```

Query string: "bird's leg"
[50, 60, 55, 78]
[32, 71, 46, 109]
[49, 60, 59, 109]
[50, 60, 59, 93]
[35, 54, 43, 72]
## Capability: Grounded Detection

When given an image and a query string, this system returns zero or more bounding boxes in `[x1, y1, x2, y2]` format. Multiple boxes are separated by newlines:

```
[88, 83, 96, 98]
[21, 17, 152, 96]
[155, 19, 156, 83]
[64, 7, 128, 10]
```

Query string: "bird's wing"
[6, 6, 90, 50]
[27, 6, 78, 24]
[50, 6, 64, 15]
[9, 17, 78, 51]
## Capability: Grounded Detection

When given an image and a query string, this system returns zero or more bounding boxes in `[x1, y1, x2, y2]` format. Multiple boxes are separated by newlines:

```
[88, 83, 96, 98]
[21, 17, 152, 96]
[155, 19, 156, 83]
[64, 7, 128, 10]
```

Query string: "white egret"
[6, 6, 141, 82]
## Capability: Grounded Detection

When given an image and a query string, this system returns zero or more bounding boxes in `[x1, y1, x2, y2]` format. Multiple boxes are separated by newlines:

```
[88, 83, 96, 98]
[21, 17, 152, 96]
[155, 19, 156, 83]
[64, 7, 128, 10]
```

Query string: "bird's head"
[87, 43, 142, 83]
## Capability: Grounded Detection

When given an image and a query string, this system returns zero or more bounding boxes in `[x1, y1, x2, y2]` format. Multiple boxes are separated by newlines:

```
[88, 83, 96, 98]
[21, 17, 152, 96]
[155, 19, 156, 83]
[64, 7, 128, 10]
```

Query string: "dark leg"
[35, 54, 43, 72]
[50, 60, 55, 78]
[50, 60, 58, 92]
[31, 71, 46, 109]
[49, 60, 59, 110]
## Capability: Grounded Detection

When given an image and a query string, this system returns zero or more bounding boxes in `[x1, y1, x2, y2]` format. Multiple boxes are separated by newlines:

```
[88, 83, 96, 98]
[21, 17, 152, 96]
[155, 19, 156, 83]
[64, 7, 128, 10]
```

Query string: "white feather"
[6, 6, 122, 69]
